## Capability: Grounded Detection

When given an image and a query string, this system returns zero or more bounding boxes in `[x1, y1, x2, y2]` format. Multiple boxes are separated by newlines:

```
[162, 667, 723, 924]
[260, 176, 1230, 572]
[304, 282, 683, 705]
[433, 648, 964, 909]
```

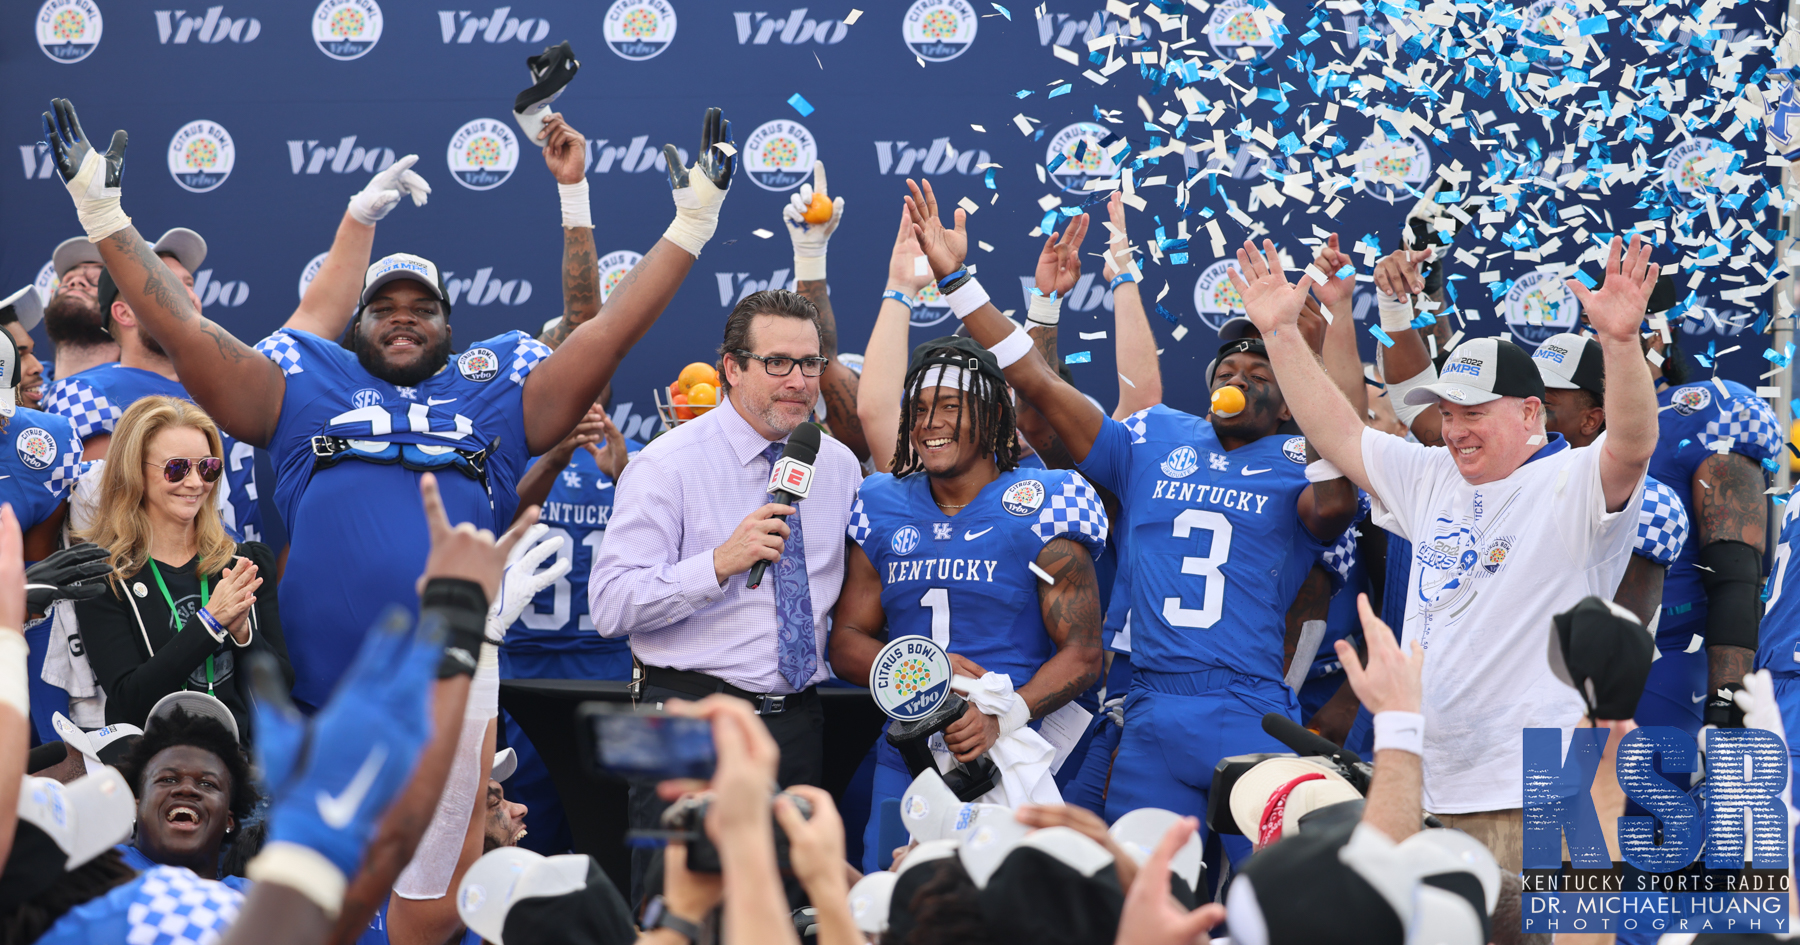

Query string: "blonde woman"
[74, 396, 290, 740]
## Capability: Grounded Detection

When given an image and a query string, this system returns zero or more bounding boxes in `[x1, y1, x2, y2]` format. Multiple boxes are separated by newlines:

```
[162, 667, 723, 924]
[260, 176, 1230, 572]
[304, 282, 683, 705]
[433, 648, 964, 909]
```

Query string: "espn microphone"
[747, 423, 821, 590]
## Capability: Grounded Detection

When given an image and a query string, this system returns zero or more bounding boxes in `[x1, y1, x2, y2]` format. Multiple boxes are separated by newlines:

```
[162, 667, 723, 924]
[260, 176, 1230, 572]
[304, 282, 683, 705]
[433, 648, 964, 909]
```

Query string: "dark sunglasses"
[146, 456, 223, 483]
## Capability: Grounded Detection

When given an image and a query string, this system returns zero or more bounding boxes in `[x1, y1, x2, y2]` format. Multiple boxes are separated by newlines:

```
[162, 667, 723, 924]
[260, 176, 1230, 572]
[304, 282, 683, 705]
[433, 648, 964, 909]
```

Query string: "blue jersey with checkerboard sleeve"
[848, 467, 1107, 690]
[1075, 405, 1335, 681]
[43, 363, 264, 542]
[0, 408, 80, 531]
[506, 437, 642, 657]
[1647, 379, 1778, 646]
[253, 327, 550, 707]
[1757, 496, 1800, 676]
[36, 865, 242, 945]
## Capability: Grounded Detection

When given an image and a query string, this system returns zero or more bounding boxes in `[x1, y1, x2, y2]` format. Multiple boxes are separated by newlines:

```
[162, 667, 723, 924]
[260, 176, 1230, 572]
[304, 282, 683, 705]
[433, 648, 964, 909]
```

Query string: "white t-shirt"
[1360, 427, 1643, 813]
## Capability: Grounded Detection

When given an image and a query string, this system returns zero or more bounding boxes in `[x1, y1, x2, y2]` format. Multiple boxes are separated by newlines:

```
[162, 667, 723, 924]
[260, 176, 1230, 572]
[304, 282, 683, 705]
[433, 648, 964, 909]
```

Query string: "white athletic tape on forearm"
[1373, 711, 1424, 756]
[794, 253, 826, 282]
[558, 179, 591, 229]
[66, 151, 131, 243]
[945, 278, 992, 319]
[1304, 459, 1344, 483]
[468, 643, 500, 721]
[1027, 293, 1063, 327]
[0, 632, 24, 718]
[1386, 361, 1439, 427]
[988, 326, 1034, 369]
[394, 709, 492, 899]
[1377, 289, 1415, 334]
[248, 842, 348, 918]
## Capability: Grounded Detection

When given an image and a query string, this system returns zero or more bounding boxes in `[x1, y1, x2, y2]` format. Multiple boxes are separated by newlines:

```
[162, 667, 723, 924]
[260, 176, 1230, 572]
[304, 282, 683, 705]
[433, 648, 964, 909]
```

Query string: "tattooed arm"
[537, 212, 601, 351]
[798, 276, 871, 462]
[1016, 324, 1077, 470]
[1695, 451, 1767, 696]
[1022, 537, 1104, 719]
[1612, 556, 1666, 627]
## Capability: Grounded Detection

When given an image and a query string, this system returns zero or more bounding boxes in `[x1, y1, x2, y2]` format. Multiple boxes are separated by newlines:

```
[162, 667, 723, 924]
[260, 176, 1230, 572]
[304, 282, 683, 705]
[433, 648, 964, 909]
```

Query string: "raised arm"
[1568, 236, 1660, 512]
[522, 109, 733, 454]
[857, 206, 934, 472]
[285, 155, 432, 339]
[1310, 235, 1367, 418]
[903, 179, 1106, 461]
[1097, 192, 1162, 417]
[1017, 213, 1091, 469]
[43, 99, 284, 446]
[784, 162, 869, 462]
[1233, 240, 1371, 490]
[1372, 247, 1445, 446]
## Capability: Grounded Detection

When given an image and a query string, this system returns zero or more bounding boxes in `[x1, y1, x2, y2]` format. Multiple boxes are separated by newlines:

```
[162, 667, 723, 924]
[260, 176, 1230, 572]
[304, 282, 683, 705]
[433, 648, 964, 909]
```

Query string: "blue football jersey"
[848, 467, 1108, 690]
[254, 328, 551, 707]
[0, 409, 81, 531]
[507, 437, 643, 656]
[43, 363, 265, 542]
[1758, 497, 1800, 676]
[1076, 405, 1339, 681]
[1646, 379, 1779, 643]
[36, 865, 242, 945]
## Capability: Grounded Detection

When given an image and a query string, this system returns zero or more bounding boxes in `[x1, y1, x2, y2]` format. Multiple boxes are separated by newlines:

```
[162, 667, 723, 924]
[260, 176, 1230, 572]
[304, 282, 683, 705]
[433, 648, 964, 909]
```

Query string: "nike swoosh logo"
[427, 397, 457, 406]
[1241, 467, 1272, 476]
[316, 743, 389, 829]
[1691, 692, 1706, 704]
[964, 527, 994, 541]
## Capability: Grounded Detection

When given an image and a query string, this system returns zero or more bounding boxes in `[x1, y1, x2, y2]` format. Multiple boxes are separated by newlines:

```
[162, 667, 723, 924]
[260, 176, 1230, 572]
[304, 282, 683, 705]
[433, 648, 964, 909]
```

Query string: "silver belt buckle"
[757, 694, 787, 715]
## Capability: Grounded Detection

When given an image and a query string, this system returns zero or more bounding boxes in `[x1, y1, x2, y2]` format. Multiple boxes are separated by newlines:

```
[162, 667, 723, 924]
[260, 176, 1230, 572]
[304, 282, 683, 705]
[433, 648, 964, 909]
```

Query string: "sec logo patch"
[1283, 436, 1308, 464]
[1671, 386, 1712, 416]
[457, 347, 499, 382]
[1160, 446, 1199, 479]
[15, 428, 56, 471]
[891, 525, 921, 556]
[1001, 479, 1045, 516]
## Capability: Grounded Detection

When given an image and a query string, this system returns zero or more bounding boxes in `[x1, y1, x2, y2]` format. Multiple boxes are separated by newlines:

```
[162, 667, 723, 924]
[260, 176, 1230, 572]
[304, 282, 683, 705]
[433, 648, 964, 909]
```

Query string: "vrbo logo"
[154, 7, 260, 43]
[18, 144, 56, 180]
[716, 270, 794, 308]
[585, 137, 688, 175]
[732, 8, 849, 44]
[287, 137, 395, 175]
[1016, 274, 1113, 313]
[437, 7, 549, 43]
[1034, 9, 1147, 48]
[443, 268, 532, 307]
[193, 269, 249, 308]
[873, 139, 993, 176]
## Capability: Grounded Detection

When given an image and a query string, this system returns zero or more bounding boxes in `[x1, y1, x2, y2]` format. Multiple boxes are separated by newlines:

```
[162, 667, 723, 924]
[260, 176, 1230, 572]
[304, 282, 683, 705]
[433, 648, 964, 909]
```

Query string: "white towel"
[39, 602, 105, 728]
[928, 673, 1062, 808]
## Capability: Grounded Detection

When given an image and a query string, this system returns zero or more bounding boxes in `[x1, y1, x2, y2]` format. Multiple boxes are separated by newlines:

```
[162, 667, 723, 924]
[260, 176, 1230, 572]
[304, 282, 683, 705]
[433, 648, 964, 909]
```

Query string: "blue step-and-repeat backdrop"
[1, 0, 1787, 444]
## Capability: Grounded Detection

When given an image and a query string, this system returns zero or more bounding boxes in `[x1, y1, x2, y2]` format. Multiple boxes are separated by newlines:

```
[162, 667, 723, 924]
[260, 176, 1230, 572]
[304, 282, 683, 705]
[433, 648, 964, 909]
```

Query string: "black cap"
[500, 858, 634, 945]
[908, 335, 1006, 388]
[1548, 596, 1655, 720]
[1530, 332, 1605, 396]
[95, 268, 119, 325]
[1402, 337, 1546, 407]
[978, 845, 1125, 945]
[1234, 818, 1406, 945]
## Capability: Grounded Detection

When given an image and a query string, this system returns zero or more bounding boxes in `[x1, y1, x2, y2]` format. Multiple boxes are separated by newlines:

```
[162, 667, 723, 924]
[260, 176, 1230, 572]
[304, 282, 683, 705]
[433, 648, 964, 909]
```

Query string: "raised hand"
[347, 153, 431, 226]
[539, 113, 587, 186]
[210, 557, 262, 642]
[661, 107, 735, 257]
[41, 98, 130, 241]
[783, 161, 844, 263]
[485, 524, 568, 643]
[592, 411, 630, 481]
[416, 473, 535, 603]
[1114, 817, 1227, 945]
[901, 178, 968, 280]
[1229, 239, 1316, 337]
[1035, 213, 1089, 299]
[1570, 235, 1660, 342]
[1372, 247, 1433, 299]
[885, 203, 932, 295]
[1336, 593, 1423, 714]
[1099, 191, 1133, 281]
[1311, 233, 1360, 311]
[23, 541, 111, 616]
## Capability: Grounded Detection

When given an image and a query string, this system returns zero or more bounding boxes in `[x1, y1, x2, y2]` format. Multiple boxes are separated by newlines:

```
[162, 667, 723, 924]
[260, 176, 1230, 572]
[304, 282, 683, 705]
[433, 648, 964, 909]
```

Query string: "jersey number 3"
[1164, 509, 1232, 629]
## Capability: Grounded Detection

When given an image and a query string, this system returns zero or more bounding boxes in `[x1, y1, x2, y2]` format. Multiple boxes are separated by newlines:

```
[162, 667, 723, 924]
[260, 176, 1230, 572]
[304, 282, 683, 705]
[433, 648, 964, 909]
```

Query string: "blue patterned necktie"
[762, 442, 817, 690]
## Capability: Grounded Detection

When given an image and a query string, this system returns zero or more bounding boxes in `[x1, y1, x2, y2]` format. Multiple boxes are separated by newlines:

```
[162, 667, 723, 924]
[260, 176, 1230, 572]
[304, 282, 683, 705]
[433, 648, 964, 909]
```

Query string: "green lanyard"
[147, 561, 213, 697]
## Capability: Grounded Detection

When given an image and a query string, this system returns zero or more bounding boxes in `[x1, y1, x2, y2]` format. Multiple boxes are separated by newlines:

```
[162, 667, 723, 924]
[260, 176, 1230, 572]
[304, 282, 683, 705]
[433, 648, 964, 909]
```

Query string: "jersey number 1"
[1164, 509, 1232, 629]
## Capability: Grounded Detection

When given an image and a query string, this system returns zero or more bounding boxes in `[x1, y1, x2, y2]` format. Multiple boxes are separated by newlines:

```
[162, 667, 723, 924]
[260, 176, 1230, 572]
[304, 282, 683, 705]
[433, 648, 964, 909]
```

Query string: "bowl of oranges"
[654, 361, 722, 430]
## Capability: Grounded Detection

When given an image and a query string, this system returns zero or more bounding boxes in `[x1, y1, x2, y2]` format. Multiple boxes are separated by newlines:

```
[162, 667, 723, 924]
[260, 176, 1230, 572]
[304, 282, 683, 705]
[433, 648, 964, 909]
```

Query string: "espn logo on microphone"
[768, 457, 814, 499]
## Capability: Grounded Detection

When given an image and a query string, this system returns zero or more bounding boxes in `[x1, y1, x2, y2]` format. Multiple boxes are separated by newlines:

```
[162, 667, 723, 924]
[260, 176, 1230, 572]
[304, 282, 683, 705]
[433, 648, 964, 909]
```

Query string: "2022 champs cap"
[1402, 336, 1546, 408]
[1530, 332, 1605, 396]
[360, 253, 452, 313]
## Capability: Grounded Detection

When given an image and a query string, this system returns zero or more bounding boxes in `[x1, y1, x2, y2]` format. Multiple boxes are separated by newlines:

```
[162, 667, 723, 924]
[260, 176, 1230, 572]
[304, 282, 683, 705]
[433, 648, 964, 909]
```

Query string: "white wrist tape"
[1304, 459, 1344, 483]
[469, 644, 500, 721]
[66, 151, 131, 243]
[0, 632, 25, 718]
[1027, 293, 1063, 327]
[945, 278, 991, 319]
[394, 714, 491, 899]
[1373, 711, 1424, 756]
[247, 842, 348, 918]
[988, 326, 1034, 369]
[996, 692, 1030, 737]
[1385, 361, 1439, 428]
[1377, 289, 1416, 334]
[794, 254, 826, 282]
[558, 180, 591, 229]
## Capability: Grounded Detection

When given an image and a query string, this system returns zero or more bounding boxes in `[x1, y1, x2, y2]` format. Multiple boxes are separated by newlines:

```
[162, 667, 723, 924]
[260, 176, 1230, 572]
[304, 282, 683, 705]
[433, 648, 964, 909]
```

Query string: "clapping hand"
[209, 557, 262, 643]
[886, 203, 933, 296]
[1099, 192, 1133, 281]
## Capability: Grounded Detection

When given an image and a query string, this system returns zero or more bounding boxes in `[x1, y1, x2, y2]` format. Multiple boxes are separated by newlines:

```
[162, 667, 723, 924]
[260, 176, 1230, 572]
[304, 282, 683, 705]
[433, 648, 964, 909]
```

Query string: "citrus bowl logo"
[167, 121, 235, 193]
[870, 636, 954, 721]
[742, 120, 817, 192]
[1514, 0, 1579, 73]
[911, 281, 952, 328]
[298, 251, 329, 302]
[1663, 138, 1732, 194]
[1501, 269, 1581, 346]
[1046, 122, 1117, 195]
[1671, 385, 1712, 416]
[447, 119, 520, 191]
[1205, 0, 1278, 58]
[1192, 260, 1247, 333]
[604, 0, 677, 60]
[313, 0, 382, 60]
[1355, 130, 1431, 204]
[903, 0, 977, 61]
[37, 0, 102, 63]
[596, 250, 643, 304]
[458, 347, 500, 382]
[15, 429, 57, 471]
[35, 261, 58, 302]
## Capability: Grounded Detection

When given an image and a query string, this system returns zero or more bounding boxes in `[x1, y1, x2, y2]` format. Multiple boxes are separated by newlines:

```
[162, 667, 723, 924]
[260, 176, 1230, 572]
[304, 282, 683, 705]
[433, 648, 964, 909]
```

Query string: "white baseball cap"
[1401, 336, 1547, 408]
[360, 253, 450, 309]
[51, 237, 100, 278]
[899, 768, 963, 843]
[51, 712, 143, 772]
[954, 805, 1033, 888]
[148, 690, 240, 745]
[1109, 807, 1203, 891]
[18, 767, 137, 869]
[457, 849, 619, 945]
[1530, 331, 1605, 395]
[492, 748, 518, 783]
[150, 227, 207, 274]
[0, 285, 45, 332]
[848, 870, 898, 934]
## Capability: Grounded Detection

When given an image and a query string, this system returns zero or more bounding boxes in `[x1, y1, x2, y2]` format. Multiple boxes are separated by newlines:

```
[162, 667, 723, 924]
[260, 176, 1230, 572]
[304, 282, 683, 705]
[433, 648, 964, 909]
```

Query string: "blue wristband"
[1110, 272, 1139, 289]
[936, 268, 969, 290]
[195, 607, 227, 642]
[882, 289, 916, 309]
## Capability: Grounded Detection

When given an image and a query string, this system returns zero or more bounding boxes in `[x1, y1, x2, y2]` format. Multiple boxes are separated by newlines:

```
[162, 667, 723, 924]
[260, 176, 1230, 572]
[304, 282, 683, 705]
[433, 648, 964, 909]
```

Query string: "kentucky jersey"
[36, 865, 241, 945]
[1758, 498, 1800, 676]
[254, 328, 551, 707]
[1647, 379, 1780, 647]
[43, 363, 264, 542]
[0, 408, 81, 529]
[1076, 405, 1338, 681]
[848, 467, 1108, 689]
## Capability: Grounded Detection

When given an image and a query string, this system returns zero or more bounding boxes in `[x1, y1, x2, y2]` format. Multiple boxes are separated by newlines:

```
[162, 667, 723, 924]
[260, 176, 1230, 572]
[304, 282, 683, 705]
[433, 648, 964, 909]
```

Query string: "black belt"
[638, 665, 817, 716]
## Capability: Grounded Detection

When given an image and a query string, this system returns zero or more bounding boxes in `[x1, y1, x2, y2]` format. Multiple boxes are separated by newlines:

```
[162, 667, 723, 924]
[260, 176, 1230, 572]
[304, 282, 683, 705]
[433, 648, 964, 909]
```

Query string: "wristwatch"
[642, 895, 706, 943]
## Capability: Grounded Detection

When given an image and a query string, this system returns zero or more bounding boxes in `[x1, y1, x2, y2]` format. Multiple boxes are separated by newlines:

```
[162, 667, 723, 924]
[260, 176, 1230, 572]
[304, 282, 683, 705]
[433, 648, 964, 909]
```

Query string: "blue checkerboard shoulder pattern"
[1121, 407, 1153, 445]
[847, 493, 872, 545]
[44, 432, 83, 498]
[41, 376, 119, 442]
[1320, 494, 1371, 586]
[126, 866, 243, 945]
[1635, 476, 1689, 567]
[1032, 472, 1109, 554]
[1704, 390, 1781, 461]
[509, 334, 553, 385]
[254, 331, 305, 376]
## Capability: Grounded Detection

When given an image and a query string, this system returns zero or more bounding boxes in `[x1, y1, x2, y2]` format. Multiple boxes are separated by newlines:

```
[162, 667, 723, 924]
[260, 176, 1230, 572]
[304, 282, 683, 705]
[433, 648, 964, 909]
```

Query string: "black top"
[75, 541, 292, 742]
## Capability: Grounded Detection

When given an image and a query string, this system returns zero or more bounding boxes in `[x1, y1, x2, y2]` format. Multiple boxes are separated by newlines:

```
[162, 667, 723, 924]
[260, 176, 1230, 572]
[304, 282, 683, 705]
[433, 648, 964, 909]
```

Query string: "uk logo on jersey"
[932, 522, 953, 541]
[351, 388, 383, 408]
[1671, 386, 1712, 416]
[14, 428, 55, 471]
[1001, 479, 1046, 516]
[893, 525, 922, 556]
[561, 470, 582, 489]
[1160, 446, 1198, 479]
[1208, 452, 1230, 472]
[1283, 436, 1308, 464]
[457, 348, 499, 382]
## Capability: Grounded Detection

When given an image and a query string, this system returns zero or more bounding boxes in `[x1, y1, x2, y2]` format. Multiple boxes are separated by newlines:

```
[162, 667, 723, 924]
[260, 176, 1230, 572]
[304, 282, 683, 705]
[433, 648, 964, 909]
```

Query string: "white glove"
[347, 154, 431, 226]
[484, 524, 569, 643]
[783, 161, 844, 281]
[663, 161, 730, 258]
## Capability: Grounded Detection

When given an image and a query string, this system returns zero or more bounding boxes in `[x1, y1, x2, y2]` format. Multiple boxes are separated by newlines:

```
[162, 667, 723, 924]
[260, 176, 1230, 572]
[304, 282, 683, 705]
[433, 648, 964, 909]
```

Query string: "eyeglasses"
[147, 456, 223, 483]
[732, 350, 829, 378]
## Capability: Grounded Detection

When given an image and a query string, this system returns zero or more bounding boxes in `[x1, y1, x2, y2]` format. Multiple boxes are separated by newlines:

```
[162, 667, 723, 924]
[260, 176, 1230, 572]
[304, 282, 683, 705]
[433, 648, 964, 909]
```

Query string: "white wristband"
[0, 632, 24, 718]
[1027, 293, 1063, 327]
[945, 277, 991, 319]
[1385, 361, 1440, 427]
[468, 644, 500, 721]
[558, 179, 592, 229]
[1304, 458, 1344, 482]
[794, 254, 827, 282]
[1372, 710, 1424, 756]
[247, 842, 349, 919]
[989, 326, 1034, 369]
[1377, 289, 1415, 334]
[997, 692, 1030, 737]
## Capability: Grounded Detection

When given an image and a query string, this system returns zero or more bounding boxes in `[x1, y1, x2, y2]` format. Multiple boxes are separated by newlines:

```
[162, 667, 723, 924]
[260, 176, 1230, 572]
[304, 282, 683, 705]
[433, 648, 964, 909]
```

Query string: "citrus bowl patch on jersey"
[457, 347, 499, 382]
[1283, 437, 1308, 464]
[1671, 385, 1712, 416]
[871, 636, 953, 721]
[1001, 479, 1046, 516]
[14, 428, 57, 471]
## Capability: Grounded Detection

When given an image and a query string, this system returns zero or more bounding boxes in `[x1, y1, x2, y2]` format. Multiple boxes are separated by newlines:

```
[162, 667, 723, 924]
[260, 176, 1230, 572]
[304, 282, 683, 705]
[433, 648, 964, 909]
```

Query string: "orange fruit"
[688, 382, 717, 413]
[802, 191, 833, 224]
[673, 392, 695, 421]
[677, 362, 716, 395]
[1211, 386, 1245, 417]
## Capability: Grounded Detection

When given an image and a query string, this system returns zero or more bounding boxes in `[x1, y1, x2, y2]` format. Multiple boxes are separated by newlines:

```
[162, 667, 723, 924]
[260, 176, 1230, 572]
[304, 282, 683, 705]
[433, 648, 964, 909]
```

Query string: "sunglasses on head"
[147, 456, 223, 483]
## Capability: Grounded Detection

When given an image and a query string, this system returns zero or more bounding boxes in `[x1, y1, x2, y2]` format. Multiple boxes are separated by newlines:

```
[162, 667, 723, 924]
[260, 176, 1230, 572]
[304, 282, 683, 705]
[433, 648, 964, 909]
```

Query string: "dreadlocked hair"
[891, 349, 1020, 478]
[116, 707, 257, 824]
[0, 849, 137, 945]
